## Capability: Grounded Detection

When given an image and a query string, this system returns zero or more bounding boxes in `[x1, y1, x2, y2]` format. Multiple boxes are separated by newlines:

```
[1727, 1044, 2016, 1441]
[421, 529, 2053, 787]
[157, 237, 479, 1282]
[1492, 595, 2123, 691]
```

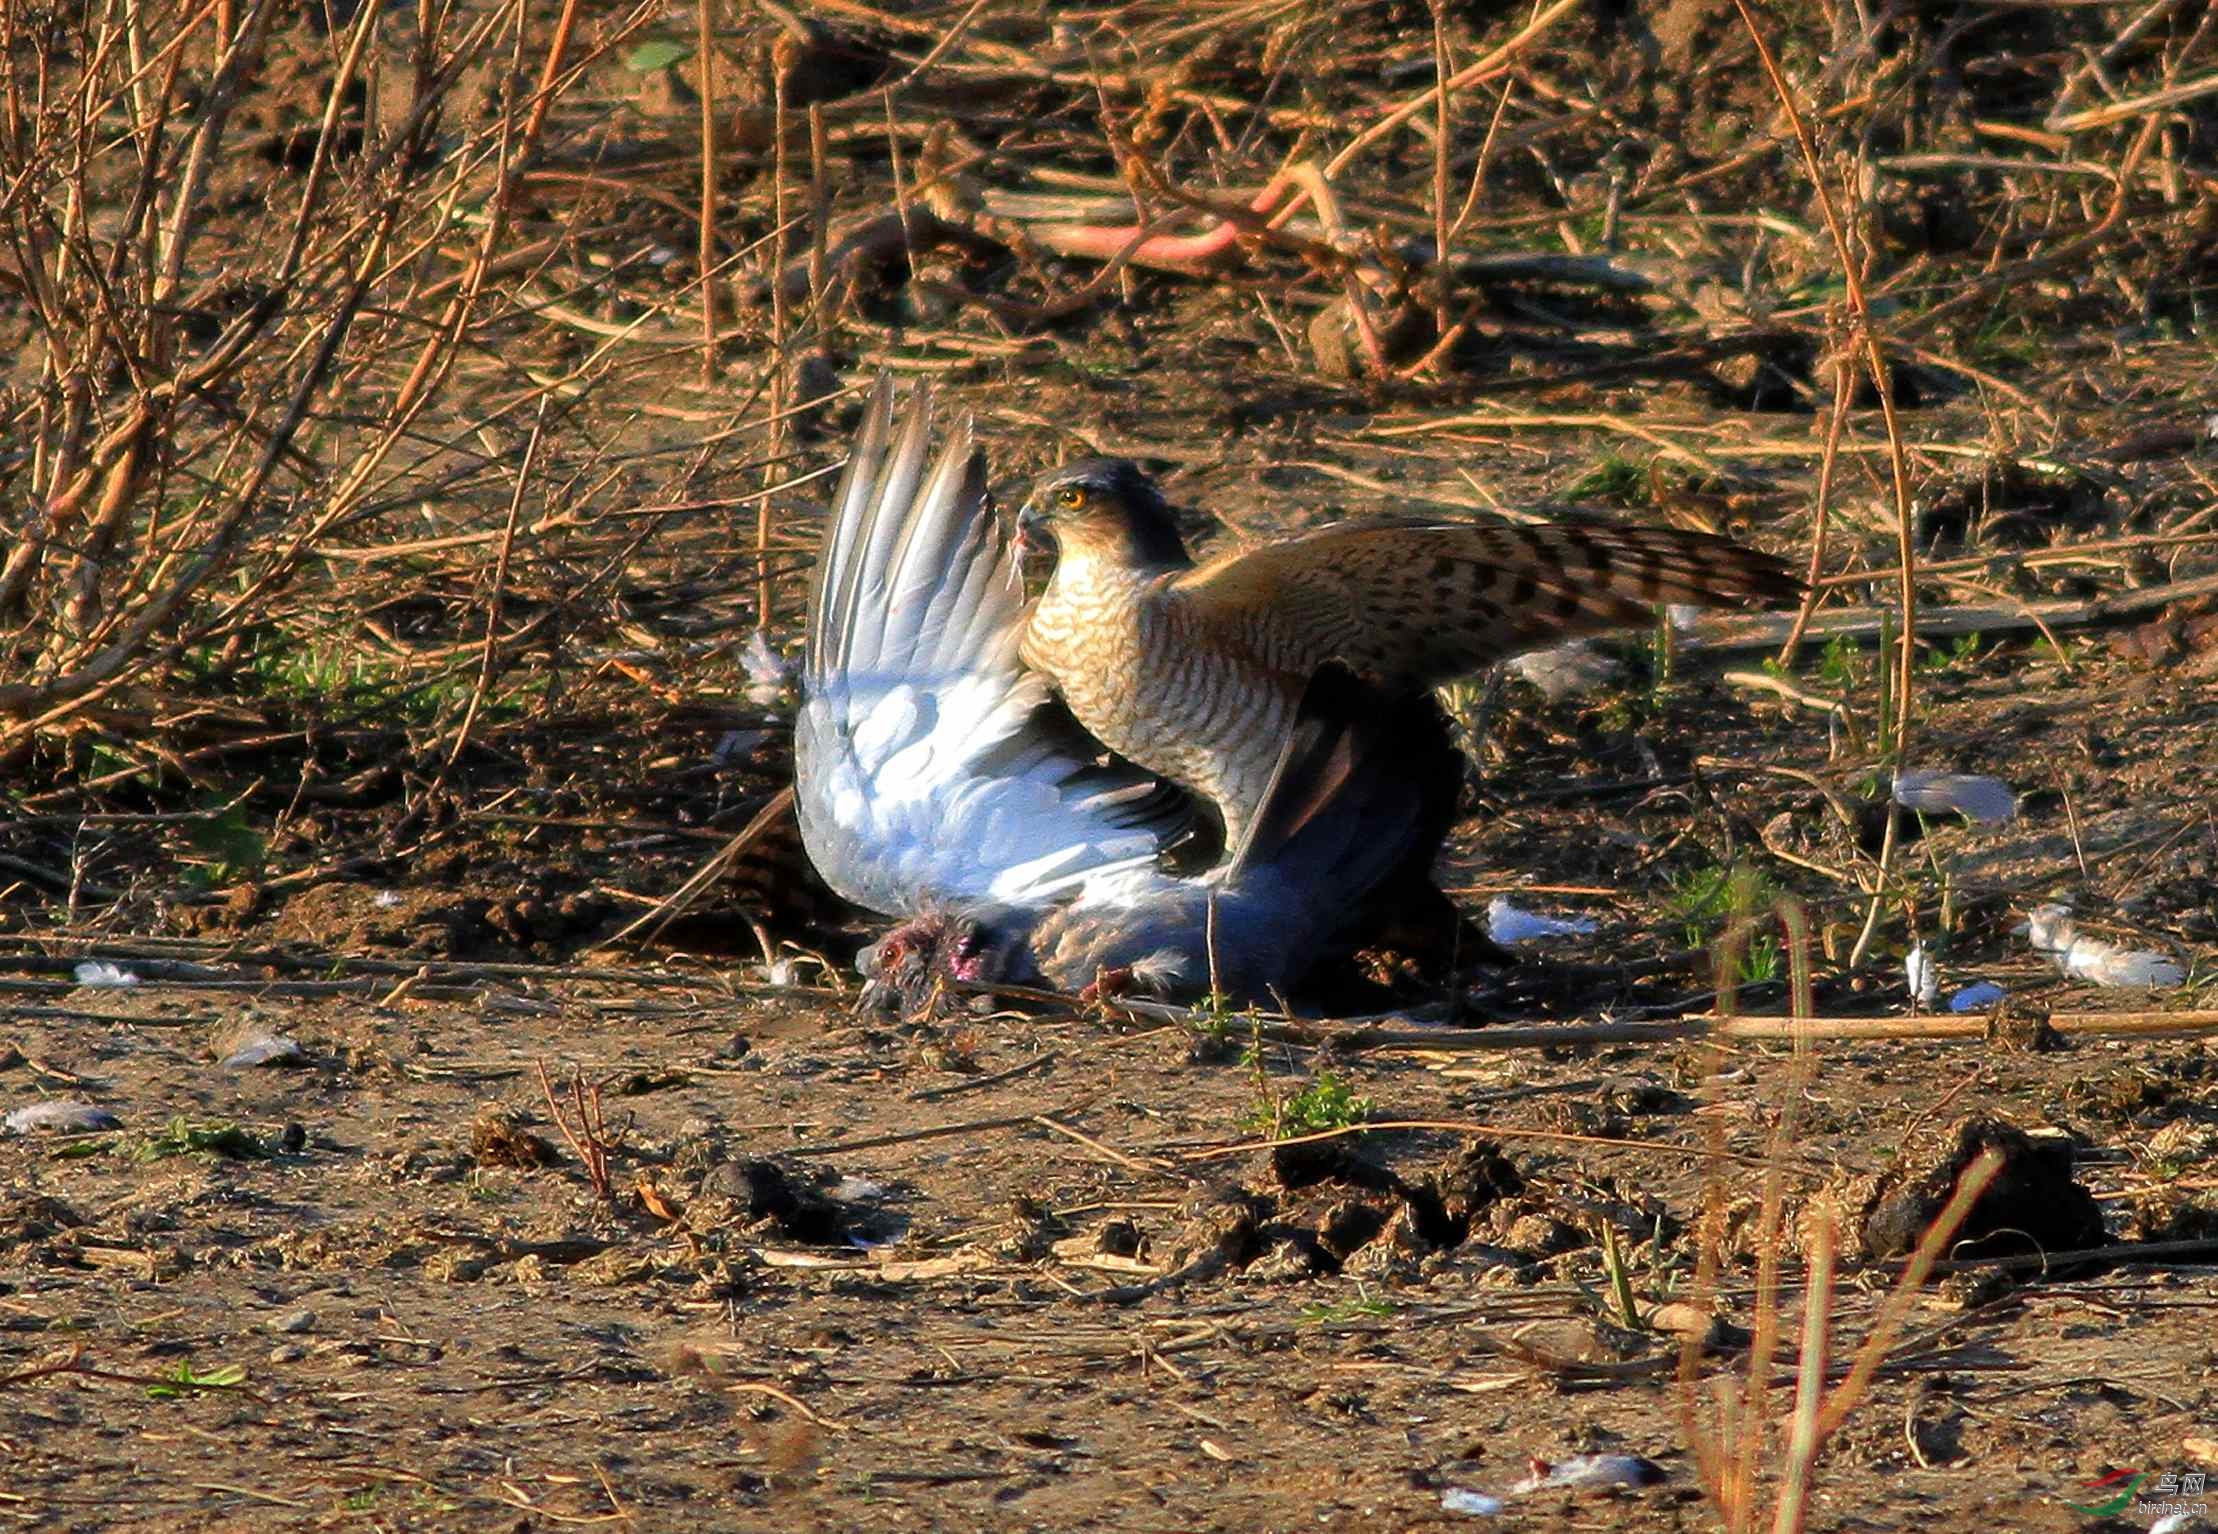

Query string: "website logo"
[2064, 1467, 2210, 1520]
[2066, 1470, 2148, 1517]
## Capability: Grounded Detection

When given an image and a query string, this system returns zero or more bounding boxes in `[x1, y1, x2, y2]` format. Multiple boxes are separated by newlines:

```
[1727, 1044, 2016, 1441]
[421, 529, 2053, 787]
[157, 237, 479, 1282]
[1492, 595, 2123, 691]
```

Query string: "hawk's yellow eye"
[1054, 485, 1085, 509]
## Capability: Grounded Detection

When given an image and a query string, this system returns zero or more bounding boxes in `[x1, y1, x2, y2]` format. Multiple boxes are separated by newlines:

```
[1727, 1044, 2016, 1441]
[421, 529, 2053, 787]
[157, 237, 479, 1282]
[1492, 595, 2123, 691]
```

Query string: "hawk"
[794, 380, 1460, 1004]
[1016, 459, 1800, 851]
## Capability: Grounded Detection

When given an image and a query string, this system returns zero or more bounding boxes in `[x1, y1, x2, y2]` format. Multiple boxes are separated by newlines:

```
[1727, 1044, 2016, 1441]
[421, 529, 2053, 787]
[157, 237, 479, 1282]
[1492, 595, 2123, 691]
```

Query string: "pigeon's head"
[857, 907, 1036, 1014]
[1017, 459, 1190, 573]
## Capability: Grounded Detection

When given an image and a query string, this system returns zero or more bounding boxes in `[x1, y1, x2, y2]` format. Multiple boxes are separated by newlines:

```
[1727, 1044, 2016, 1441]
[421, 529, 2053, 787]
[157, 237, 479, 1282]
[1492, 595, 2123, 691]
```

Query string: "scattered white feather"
[1665, 602, 1704, 635]
[221, 1035, 305, 1069]
[1948, 981, 2007, 1012]
[832, 1177, 885, 1201]
[1892, 769, 2018, 823]
[1127, 947, 1196, 993]
[2148, 1512, 2199, 1534]
[373, 890, 403, 909]
[5, 1101, 121, 1135]
[1506, 641, 1623, 701]
[741, 629, 790, 708]
[1487, 897, 1599, 944]
[2026, 904, 2184, 989]
[1440, 1488, 1505, 1517]
[73, 961, 138, 989]
[1906, 945, 1939, 1007]
[1510, 1454, 1666, 1493]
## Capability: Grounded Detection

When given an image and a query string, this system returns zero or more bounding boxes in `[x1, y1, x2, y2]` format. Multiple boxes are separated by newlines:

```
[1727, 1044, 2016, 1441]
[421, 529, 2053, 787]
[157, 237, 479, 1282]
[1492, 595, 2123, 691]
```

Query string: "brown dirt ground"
[5, 990, 2218, 1531]
[7, 1, 2218, 1530]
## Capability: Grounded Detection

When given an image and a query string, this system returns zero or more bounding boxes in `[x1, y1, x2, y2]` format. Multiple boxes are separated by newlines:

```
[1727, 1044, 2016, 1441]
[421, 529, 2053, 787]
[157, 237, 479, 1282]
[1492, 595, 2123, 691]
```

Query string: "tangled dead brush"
[0, 0, 661, 763]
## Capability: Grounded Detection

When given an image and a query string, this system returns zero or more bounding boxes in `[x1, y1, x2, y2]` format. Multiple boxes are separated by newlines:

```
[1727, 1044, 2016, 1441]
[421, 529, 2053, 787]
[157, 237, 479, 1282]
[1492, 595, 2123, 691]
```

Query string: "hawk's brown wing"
[1172, 515, 1800, 693]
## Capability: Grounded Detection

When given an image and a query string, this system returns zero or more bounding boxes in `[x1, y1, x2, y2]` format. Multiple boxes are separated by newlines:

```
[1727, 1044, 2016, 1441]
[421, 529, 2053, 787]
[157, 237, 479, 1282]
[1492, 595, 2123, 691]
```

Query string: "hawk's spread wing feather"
[1174, 516, 1801, 692]
[797, 381, 1188, 916]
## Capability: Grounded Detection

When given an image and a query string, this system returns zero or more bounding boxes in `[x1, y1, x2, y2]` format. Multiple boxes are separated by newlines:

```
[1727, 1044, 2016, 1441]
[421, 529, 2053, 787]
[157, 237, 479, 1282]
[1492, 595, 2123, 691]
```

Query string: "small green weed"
[1563, 455, 1649, 507]
[181, 633, 519, 728]
[624, 36, 692, 71]
[1597, 1220, 1644, 1329]
[2142, 1154, 2190, 1184]
[1298, 1293, 1398, 1326]
[184, 803, 267, 888]
[1584, 1214, 1683, 1330]
[145, 1360, 249, 1400]
[1761, 632, 1864, 690]
[1667, 862, 1784, 985]
[1918, 632, 1985, 674]
[1180, 988, 1252, 1058]
[1786, 271, 1848, 305]
[1814, 632, 1863, 687]
[138, 1117, 269, 1161]
[1668, 863, 1771, 946]
[1738, 932, 1784, 983]
[1592, 686, 1656, 735]
[1245, 1070, 1374, 1140]
[47, 1137, 114, 1161]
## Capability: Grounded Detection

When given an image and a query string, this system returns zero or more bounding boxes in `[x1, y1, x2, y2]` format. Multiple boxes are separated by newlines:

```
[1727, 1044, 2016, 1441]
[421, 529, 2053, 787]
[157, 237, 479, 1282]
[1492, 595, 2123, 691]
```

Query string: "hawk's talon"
[1078, 965, 1137, 1007]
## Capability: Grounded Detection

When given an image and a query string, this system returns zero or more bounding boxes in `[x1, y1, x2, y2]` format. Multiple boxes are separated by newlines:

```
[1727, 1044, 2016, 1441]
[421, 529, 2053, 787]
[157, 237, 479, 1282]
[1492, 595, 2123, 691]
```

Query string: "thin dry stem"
[696, 0, 718, 386]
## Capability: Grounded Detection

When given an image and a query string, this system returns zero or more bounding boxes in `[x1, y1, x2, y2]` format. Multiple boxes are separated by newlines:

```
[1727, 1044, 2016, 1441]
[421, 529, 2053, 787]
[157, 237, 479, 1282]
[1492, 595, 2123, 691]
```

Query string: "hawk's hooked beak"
[1013, 498, 1054, 561]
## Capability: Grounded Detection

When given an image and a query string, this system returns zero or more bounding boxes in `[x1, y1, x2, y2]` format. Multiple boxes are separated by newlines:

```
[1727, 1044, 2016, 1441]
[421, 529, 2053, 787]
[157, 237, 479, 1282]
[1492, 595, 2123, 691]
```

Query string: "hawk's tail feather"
[1177, 512, 1799, 696]
[1333, 519, 1801, 692]
[1510, 519, 1802, 614]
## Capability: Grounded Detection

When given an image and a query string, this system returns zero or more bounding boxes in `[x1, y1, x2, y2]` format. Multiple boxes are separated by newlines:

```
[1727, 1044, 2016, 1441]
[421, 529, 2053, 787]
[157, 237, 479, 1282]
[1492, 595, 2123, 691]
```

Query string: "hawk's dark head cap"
[1019, 459, 1191, 571]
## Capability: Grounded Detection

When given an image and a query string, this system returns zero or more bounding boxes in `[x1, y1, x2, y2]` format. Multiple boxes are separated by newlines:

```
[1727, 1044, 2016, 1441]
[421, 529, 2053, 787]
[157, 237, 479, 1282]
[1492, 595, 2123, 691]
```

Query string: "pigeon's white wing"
[797, 379, 1188, 916]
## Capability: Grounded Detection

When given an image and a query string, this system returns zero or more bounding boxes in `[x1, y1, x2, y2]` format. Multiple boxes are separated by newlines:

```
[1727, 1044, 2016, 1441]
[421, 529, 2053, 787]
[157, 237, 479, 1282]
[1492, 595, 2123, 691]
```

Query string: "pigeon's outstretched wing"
[796, 380, 1189, 916]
